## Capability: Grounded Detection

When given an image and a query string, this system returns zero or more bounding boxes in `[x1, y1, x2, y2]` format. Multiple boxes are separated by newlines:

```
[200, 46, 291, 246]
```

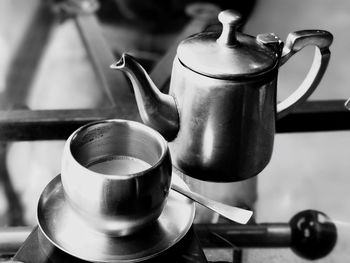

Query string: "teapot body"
[111, 10, 332, 182]
[169, 58, 278, 182]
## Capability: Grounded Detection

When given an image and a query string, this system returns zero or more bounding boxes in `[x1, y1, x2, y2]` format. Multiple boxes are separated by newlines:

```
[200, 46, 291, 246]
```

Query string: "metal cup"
[61, 119, 172, 236]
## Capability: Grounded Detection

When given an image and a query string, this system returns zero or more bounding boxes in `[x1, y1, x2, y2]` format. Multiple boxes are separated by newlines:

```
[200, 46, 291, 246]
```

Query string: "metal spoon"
[171, 181, 253, 224]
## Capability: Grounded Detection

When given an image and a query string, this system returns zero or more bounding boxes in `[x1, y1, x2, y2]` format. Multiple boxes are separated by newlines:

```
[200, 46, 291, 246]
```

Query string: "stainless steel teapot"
[111, 10, 333, 182]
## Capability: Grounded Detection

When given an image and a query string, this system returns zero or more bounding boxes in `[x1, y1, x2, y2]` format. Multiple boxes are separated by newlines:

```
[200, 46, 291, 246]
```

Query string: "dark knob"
[289, 210, 337, 260]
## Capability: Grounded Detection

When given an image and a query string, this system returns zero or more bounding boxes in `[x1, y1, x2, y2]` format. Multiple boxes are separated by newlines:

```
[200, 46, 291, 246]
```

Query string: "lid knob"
[217, 10, 242, 46]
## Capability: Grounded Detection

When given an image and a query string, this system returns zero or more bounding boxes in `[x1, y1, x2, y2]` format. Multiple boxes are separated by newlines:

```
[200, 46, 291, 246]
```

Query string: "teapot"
[110, 10, 333, 182]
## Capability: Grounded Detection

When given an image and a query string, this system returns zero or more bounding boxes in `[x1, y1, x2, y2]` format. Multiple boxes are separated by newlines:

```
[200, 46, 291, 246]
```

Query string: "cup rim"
[65, 119, 169, 180]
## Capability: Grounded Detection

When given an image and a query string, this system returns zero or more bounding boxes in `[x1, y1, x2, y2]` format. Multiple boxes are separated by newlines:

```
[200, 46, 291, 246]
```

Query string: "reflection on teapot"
[111, 10, 333, 182]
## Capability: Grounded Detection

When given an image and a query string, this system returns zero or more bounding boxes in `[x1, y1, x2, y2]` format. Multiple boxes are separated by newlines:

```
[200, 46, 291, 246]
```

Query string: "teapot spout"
[110, 53, 179, 140]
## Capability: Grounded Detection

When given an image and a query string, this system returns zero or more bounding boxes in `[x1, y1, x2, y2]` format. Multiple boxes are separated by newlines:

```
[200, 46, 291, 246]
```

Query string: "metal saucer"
[37, 174, 195, 263]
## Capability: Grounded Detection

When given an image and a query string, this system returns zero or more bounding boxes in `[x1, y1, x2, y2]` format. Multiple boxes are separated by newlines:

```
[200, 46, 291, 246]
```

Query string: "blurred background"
[0, 0, 349, 262]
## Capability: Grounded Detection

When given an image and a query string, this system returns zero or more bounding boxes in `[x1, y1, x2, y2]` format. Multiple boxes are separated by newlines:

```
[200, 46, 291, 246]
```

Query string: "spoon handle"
[171, 183, 253, 224]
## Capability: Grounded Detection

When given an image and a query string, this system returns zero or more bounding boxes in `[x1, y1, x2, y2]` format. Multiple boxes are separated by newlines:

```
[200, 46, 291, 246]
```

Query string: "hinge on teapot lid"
[257, 33, 284, 57]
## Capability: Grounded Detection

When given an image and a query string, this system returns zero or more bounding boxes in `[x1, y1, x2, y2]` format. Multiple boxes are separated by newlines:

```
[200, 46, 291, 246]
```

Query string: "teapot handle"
[277, 30, 333, 119]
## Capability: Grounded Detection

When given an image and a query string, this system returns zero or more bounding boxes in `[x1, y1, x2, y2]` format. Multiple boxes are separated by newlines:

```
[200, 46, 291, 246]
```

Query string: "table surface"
[13, 226, 208, 263]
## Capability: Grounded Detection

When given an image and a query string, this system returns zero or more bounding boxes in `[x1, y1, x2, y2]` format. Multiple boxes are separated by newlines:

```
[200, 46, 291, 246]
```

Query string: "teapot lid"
[177, 10, 279, 80]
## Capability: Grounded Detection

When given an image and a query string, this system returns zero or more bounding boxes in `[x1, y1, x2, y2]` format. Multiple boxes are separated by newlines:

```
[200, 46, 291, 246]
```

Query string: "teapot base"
[172, 159, 270, 183]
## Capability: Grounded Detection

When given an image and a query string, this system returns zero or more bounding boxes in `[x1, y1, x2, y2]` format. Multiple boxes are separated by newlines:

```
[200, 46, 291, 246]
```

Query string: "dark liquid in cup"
[88, 156, 151, 175]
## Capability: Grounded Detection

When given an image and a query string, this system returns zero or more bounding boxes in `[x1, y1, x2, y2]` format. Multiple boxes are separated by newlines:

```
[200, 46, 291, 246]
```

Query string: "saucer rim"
[37, 174, 195, 263]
